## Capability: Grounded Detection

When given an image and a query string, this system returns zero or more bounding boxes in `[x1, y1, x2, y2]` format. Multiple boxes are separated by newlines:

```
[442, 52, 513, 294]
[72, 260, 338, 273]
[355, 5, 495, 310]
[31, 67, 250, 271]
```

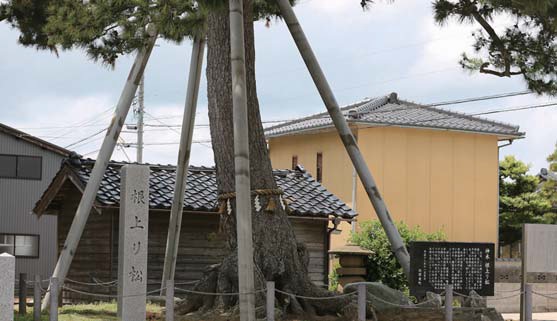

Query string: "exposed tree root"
[175, 250, 367, 320]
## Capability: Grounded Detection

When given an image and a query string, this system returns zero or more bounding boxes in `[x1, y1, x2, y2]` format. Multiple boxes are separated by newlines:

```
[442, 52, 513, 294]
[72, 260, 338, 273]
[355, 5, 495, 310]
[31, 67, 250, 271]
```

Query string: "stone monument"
[118, 165, 150, 321]
[0, 253, 15, 321]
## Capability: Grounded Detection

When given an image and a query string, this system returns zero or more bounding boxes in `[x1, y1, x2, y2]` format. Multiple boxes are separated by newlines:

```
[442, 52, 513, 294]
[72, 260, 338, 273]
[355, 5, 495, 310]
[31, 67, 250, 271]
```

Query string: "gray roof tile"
[74, 159, 355, 219]
[264, 94, 523, 138]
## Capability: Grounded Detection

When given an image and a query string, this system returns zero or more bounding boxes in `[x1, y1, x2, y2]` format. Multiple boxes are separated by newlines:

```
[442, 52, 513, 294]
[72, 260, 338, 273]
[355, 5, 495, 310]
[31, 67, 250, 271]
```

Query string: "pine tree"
[432, 0, 557, 95]
[2, 0, 356, 317]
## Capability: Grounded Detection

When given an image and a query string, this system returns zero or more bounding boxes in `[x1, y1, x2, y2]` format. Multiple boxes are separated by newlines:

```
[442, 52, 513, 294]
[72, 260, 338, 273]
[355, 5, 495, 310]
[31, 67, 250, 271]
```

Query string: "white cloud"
[4, 95, 216, 166]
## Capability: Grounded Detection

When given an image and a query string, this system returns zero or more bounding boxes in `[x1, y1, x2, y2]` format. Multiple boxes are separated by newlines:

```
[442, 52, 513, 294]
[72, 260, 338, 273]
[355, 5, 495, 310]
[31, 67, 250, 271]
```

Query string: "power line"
[142, 119, 289, 128]
[82, 149, 101, 157]
[144, 111, 182, 135]
[64, 127, 108, 149]
[49, 106, 114, 140]
[132, 101, 557, 146]
[427, 90, 533, 107]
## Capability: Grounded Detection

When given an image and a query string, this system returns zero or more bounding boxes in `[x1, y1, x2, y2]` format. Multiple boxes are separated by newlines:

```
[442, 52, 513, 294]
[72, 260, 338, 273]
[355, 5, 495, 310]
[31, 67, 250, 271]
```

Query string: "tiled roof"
[264, 94, 523, 138]
[74, 159, 355, 219]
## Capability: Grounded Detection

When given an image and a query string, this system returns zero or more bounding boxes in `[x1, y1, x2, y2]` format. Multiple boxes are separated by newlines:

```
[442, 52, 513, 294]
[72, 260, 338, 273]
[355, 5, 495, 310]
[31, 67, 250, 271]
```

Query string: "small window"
[0, 154, 42, 180]
[0, 155, 17, 178]
[292, 155, 298, 170]
[17, 156, 42, 180]
[0, 234, 39, 258]
[316, 152, 323, 183]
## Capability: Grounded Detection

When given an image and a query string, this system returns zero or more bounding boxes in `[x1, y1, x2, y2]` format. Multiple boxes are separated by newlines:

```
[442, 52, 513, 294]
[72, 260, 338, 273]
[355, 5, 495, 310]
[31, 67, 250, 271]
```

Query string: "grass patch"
[14, 302, 162, 321]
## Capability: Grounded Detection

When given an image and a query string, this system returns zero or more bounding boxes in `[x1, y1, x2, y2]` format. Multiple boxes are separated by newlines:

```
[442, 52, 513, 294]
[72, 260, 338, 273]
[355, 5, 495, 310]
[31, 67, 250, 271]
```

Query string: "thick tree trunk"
[176, 1, 353, 318]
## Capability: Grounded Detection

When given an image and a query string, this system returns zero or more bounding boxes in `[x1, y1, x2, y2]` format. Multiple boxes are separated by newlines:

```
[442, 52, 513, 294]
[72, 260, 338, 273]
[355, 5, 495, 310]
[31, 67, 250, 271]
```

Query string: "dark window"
[0, 155, 17, 178]
[0, 234, 39, 258]
[17, 156, 42, 179]
[316, 152, 323, 183]
[292, 155, 298, 170]
[0, 154, 42, 180]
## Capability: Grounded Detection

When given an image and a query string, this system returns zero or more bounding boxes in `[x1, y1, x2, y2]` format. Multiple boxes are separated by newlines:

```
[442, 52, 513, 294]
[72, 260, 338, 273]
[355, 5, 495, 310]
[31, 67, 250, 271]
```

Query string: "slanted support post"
[161, 36, 206, 293]
[229, 0, 256, 320]
[42, 26, 158, 311]
[275, 0, 411, 278]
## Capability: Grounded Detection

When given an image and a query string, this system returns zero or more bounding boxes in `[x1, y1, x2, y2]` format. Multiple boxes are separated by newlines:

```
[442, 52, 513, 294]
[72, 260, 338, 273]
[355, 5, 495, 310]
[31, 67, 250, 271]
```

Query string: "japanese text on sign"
[409, 242, 495, 297]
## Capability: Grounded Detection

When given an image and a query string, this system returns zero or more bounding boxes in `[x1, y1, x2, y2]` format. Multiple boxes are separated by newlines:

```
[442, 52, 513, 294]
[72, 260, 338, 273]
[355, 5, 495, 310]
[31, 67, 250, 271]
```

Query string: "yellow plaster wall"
[268, 127, 499, 249]
[355, 127, 499, 244]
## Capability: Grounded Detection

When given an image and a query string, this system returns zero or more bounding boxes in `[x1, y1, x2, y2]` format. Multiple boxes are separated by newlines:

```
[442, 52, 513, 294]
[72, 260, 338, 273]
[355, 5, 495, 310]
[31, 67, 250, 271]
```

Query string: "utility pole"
[137, 76, 145, 163]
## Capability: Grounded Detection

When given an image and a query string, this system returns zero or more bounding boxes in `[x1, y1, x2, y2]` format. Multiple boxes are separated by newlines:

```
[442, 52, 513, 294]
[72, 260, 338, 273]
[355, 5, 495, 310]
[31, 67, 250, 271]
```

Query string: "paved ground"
[503, 313, 557, 321]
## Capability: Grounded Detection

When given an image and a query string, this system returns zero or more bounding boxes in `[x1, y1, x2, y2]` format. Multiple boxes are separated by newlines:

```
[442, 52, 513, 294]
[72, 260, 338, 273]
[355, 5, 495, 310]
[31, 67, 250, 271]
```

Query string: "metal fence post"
[19, 273, 27, 315]
[445, 284, 453, 321]
[34, 275, 41, 321]
[49, 277, 59, 321]
[525, 284, 532, 321]
[165, 280, 174, 321]
[266, 281, 275, 321]
[357, 283, 366, 321]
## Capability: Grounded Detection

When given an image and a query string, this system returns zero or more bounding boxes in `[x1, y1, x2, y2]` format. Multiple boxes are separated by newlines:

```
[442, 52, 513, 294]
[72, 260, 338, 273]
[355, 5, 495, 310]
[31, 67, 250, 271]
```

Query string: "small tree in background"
[499, 155, 553, 246]
[350, 221, 445, 292]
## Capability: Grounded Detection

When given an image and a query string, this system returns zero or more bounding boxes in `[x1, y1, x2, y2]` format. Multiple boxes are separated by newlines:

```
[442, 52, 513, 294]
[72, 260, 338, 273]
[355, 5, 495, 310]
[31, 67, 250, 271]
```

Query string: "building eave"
[0, 123, 73, 157]
[267, 121, 524, 141]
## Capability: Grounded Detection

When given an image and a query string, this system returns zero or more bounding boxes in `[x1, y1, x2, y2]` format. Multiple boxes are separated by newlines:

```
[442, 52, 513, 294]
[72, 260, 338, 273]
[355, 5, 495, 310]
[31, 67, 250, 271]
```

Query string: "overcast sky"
[1, 0, 556, 172]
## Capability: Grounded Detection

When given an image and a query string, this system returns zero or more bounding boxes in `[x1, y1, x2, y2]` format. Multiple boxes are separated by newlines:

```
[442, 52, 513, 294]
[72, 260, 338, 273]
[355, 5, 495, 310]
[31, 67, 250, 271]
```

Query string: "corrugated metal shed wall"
[0, 131, 65, 278]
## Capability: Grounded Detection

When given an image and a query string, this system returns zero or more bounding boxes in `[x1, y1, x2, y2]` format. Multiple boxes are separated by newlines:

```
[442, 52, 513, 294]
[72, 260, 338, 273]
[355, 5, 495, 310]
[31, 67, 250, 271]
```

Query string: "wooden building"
[33, 159, 355, 301]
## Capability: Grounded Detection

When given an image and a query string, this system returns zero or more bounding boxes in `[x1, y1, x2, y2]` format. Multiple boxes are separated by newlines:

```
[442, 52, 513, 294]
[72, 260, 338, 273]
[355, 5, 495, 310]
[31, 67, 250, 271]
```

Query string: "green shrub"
[328, 261, 340, 292]
[350, 220, 445, 292]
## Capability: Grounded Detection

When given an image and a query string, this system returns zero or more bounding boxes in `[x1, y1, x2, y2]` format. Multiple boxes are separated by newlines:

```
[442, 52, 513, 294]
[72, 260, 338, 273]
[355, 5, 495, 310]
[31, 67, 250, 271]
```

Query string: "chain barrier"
[61, 286, 167, 299]
[274, 288, 356, 300]
[496, 287, 521, 293]
[63, 277, 118, 287]
[453, 290, 523, 301]
[174, 287, 267, 297]
[532, 291, 557, 299]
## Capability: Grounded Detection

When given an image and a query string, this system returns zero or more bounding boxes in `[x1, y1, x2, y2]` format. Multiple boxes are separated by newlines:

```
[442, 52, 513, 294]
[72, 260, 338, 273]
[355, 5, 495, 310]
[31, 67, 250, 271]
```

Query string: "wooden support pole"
[161, 36, 206, 293]
[266, 281, 275, 321]
[19, 273, 27, 315]
[275, 0, 411, 278]
[42, 26, 158, 311]
[165, 280, 174, 321]
[34, 275, 41, 321]
[49, 278, 59, 321]
[229, 0, 256, 320]
[357, 283, 366, 321]
[445, 284, 453, 321]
